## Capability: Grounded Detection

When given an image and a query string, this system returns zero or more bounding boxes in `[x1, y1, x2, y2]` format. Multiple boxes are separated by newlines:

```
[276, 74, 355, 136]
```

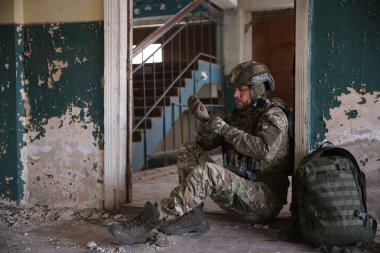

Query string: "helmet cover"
[227, 61, 275, 91]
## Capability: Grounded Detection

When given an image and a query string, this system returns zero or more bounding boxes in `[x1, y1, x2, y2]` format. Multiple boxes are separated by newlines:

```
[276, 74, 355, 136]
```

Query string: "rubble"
[0, 205, 129, 226]
[0, 204, 179, 252]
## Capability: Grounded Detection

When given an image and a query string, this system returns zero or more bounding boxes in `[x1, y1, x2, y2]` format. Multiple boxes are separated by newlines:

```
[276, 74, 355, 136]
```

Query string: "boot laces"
[121, 215, 142, 230]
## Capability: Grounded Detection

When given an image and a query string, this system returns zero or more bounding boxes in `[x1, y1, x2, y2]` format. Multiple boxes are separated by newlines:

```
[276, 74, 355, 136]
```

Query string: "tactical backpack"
[291, 143, 377, 248]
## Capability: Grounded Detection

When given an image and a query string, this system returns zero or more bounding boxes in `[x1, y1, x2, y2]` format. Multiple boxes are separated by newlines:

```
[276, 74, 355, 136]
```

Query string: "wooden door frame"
[294, 0, 309, 167]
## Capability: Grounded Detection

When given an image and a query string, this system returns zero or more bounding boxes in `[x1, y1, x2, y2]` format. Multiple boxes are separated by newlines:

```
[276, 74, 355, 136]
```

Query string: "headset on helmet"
[227, 61, 275, 91]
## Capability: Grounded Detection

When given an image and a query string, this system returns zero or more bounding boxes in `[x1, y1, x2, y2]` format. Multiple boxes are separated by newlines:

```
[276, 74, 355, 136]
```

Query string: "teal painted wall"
[309, 0, 380, 148]
[23, 22, 104, 144]
[0, 25, 21, 202]
[0, 22, 104, 207]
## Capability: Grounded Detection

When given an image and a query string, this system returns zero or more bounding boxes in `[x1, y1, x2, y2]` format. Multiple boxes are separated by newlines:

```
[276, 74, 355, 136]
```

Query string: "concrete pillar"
[223, 8, 252, 74]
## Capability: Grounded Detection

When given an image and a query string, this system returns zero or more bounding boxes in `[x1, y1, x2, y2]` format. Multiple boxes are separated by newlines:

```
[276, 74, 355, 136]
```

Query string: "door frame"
[103, 0, 133, 210]
[102, 0, 309, 209]
[294, 0, 309, 167]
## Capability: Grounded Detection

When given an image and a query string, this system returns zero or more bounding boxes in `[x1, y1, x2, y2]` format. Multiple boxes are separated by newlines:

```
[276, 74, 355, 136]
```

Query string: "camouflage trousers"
[155, 141, 283, 223]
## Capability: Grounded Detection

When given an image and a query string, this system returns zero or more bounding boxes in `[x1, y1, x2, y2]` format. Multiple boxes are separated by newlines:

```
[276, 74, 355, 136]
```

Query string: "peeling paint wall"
[21, 106, 104, 207]
[0, 1, 104, 208]
[20, 22, 105, 208]
[309, 0, 380, 220]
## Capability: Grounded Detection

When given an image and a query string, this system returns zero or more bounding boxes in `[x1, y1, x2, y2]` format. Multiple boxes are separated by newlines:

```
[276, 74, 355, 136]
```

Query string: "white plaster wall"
[324, 86, 380, 220]
[21, 106, 104, 208]
[223, 8, 247, 74]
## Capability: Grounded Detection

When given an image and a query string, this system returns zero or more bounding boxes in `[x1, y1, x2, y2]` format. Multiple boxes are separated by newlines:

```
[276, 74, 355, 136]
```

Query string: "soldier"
[108, 61, 292, 244]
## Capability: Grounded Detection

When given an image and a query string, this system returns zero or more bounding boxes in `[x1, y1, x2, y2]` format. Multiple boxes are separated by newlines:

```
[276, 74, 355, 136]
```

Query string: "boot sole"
[159, 219, 210, 235]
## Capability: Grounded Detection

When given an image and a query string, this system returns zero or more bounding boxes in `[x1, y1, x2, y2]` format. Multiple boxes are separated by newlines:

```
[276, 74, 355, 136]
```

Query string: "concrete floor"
[1, 164, 379, 253]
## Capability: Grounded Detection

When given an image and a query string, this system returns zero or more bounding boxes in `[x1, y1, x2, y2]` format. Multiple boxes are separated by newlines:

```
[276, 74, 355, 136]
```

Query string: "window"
[132, 43, 163, 64]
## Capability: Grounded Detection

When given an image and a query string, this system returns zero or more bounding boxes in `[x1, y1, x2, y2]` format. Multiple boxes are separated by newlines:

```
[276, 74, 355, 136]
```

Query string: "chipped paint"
[19, 87, 31, 127]
[310, 0, 380, 220]
[22, 21, 104, 144]
[309, 0, 380, 147]
[1, 21, 104, 206]
[5, 176, 13, 184]
[324, 87, 380, 144]
[48, 24, 60, 37]
[48, 59, 68, 83]
[21, 106, 104, 208]
[323, 87, 380, 221]
[0, 23, 24, 202]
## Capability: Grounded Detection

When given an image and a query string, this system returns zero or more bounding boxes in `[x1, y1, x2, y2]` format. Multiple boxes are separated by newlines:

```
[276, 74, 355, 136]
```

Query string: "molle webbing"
[293, 145, 377, 248]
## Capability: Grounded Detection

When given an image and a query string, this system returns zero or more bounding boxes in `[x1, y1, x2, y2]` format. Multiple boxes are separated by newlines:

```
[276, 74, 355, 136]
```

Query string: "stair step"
[133, 131, 141, 142]
[133, 69, 193, 81]
[133, 62, 195, 74]
[133, 78, 186, 88]
[134, 106, 162, 118]
[134, 118, 152, 129]
[133, 87, 178, 97]
[134, 97, 171, 107]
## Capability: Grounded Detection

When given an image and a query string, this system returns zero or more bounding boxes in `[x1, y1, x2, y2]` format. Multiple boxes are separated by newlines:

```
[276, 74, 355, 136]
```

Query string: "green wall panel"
[309, 0, 380, 148]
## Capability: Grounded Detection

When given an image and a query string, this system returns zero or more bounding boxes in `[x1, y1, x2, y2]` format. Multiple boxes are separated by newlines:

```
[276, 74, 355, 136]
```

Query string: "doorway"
[251, 9, 295, 109]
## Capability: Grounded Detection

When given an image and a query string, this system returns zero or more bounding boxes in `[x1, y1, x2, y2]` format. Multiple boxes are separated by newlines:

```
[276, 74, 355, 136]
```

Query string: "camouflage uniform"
[155, 99, 291, 223]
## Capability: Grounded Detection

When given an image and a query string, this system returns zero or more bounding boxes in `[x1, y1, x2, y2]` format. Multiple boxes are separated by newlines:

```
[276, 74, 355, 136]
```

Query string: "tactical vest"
[222, 98, 292, 204]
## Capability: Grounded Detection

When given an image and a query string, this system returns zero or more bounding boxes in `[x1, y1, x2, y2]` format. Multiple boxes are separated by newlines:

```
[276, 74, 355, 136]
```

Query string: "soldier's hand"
[205, 116, 227, 135]
[188, 95, 210, 122]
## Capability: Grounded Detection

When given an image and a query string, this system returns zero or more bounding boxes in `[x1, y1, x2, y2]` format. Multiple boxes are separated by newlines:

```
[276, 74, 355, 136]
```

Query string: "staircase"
[132, 59, 222, 171]
[131, 0, 224, 171]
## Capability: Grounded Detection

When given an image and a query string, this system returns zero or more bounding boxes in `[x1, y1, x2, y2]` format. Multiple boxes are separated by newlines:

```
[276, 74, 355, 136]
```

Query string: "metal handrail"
[133, 18, 190, 74]
[133, 0, 222, 58]
[133, 52, 218, 131]
[132, 0, 224, 169]
[133, 12, 217, 75]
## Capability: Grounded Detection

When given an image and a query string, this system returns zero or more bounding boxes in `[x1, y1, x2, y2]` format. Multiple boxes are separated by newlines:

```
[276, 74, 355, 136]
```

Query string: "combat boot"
[108, 201, 162, 244]
[158, 204, 209, 234]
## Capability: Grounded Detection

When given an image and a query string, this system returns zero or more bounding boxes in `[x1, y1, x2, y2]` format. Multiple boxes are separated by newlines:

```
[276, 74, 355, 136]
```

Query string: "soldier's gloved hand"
[188, 95, 210, 123]
[205, 116, 227, 135]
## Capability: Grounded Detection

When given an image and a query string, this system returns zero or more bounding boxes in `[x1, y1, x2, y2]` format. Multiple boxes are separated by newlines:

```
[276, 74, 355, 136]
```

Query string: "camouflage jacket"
[196, 98, 292, 203]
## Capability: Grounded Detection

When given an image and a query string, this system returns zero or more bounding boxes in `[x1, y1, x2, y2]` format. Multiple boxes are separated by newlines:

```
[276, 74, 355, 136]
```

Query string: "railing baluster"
[200, 12, 203, 53]
[171, 103, 175, 154]
[131, 1, 223, 169]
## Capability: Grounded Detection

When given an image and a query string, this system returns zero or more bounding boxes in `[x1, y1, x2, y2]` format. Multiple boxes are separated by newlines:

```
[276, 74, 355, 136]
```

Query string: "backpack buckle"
[355, 210, 367, 220]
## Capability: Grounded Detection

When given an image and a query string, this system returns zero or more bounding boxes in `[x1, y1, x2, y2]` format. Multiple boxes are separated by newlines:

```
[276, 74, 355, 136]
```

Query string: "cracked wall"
[309, 0, 380, 220]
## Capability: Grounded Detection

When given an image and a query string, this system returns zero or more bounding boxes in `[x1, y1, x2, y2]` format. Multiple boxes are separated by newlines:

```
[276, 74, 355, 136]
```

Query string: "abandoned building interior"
[0, 0, 379, 252]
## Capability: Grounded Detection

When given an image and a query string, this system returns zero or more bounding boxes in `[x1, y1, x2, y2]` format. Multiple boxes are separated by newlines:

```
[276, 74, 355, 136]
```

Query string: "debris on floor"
[1, 204, 380, 253]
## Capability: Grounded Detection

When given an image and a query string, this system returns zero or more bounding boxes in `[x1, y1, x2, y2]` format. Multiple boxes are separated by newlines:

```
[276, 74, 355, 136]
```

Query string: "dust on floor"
[1, 204, 380, 253]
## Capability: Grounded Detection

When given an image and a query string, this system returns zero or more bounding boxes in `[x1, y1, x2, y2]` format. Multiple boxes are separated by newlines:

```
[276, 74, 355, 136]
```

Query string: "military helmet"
[227, 61, 275, 91]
